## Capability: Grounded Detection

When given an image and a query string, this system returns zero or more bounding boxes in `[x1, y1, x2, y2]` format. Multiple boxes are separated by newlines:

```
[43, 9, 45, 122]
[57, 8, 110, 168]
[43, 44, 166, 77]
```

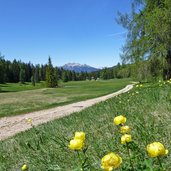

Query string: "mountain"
[61, 63, 99, 73]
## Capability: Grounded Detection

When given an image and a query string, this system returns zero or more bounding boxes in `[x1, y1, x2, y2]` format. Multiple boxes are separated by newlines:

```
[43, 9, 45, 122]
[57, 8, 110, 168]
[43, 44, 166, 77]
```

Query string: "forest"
[0, 53, 164, 87]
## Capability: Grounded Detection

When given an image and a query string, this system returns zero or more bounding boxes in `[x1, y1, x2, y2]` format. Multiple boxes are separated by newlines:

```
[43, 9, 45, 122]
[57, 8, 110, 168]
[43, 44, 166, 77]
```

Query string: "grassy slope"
[0, 82, 170, 170]
[0, 79, 131, 117]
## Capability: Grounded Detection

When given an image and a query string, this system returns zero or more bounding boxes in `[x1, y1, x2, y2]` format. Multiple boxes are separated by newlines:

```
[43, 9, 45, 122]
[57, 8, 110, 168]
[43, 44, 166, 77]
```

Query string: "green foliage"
[72, 71, 77, 81]
[100, 67, 113, 80]
[31, 75, 35, 86]
[45, 57, 58, 88]
[62, 70, 69, 82]
[0, 54, 5, 83]
[100, 63, 131, 80]
[117, 0, 171, 79]
[34, 65, 41, 83]
[19, 68, 26, 84]
[0, 82, 171, 170]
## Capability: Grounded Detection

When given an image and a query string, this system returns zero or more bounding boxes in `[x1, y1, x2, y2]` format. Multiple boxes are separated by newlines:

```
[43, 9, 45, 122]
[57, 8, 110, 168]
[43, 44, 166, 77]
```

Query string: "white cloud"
[106, 31, 127, 38]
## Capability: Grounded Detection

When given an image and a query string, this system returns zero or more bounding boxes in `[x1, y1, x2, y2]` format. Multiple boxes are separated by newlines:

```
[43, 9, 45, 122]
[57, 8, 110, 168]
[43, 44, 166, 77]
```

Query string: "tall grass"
[0, 82, 170, 170]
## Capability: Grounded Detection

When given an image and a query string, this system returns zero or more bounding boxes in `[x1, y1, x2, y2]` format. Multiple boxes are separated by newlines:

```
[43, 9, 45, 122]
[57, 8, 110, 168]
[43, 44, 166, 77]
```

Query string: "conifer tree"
[19, 68, 25, 84]
[31, 68, 36, 86]
[62, 71, 68, 82]
[31, 75, 35, 86]
[45, 57, 57, 87]
[0, 55, 5, 83]
[72, 71, 76, 81]
[35, 65, 40, 83]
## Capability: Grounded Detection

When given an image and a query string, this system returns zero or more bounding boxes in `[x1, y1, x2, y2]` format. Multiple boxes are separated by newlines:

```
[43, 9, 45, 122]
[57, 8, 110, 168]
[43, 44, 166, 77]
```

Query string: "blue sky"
[0, 0, 132, 68]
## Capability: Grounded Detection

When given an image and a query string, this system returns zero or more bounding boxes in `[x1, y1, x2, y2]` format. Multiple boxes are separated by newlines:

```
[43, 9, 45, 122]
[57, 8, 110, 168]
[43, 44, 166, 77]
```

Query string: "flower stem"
[77, 151, 83, 170]
[126, 143, 134, 171]
[157, 156, 164, 171]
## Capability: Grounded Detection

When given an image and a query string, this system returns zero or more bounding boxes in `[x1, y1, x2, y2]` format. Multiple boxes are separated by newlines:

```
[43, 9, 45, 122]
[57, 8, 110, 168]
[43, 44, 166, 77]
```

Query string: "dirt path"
[0, 84, 133, 141]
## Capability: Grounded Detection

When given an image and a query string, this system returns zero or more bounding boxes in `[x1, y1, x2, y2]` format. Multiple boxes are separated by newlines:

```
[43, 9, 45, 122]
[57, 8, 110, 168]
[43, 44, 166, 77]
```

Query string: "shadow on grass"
[0, 90, 17, 93]
[0, 84, 9, 87]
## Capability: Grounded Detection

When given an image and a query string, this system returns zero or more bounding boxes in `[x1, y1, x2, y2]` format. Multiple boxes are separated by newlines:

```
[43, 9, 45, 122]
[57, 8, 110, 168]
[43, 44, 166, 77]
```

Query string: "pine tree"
[62, 71, 68, 82]
[0, 55, 5, 83]
[72, 71, 76, 81]
[35, 65, 40, 83]
[19, 68, 25, 84]
[45, 57, 57, 87]
[31, 75, 35, 86]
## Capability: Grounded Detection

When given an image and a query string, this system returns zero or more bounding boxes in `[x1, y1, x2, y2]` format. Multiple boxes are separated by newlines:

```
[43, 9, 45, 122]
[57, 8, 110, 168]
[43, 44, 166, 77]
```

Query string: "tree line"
[99, 58, 163, 82]
[0, 53, 165, 88]
[0, 55, 100, 87]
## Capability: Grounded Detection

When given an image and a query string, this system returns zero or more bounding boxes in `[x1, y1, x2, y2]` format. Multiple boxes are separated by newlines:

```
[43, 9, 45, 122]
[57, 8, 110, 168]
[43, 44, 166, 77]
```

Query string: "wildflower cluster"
[113, 115, 132, 144]
[159, 79, 171, 86]
[113, 114, 168, 170]
[65, 113, 168, 171]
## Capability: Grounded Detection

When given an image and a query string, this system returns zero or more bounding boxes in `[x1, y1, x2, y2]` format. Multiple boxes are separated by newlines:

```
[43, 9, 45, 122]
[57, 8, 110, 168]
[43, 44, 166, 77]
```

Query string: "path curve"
[0, 84, 133, 141]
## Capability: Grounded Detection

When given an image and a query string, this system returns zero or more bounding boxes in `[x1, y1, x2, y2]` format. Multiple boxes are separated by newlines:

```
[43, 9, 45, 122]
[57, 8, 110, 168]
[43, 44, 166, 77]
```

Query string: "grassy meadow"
[0, 81, 171, 170]
[0, 79, 131, 117]
[0, 82, 45, 92]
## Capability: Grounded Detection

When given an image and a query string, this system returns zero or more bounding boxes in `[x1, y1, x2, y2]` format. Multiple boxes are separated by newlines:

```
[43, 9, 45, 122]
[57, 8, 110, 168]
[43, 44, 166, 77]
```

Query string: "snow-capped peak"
[61, 63, 99, 73]
[64, 63, 82, 67]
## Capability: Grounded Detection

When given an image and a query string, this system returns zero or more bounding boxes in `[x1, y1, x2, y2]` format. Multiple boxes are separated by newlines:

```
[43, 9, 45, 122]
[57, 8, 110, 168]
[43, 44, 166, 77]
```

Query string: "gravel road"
[0, 84, 133, 141]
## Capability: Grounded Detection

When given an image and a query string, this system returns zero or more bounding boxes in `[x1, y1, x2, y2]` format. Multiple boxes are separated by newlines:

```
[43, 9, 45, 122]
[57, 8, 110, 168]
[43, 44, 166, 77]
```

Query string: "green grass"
[0, 79, 131, 117]
[0, 82, 45, 92]
[0, 82, 170, 170]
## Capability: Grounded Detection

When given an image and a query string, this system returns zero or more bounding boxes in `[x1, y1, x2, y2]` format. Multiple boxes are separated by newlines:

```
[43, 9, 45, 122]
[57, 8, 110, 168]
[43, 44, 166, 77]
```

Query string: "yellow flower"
[121, 134, 132, 144]
[21, 164, 28, 171]
[120, 126, 131, 134]
[25, 118, 32, 124]
[140, 84, 143, 87]
[101, 152, 122, 171]
[74, 132, 85, 141]
[136, 85, 139, 88]
[113, 115, 126, 125]
[68, 139, 84, 150]
[147, 142, 168, 157]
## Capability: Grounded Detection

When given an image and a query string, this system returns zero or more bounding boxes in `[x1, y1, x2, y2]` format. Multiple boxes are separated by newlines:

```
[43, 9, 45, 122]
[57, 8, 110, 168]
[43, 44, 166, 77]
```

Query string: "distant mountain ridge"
[61, 63, 99, 73]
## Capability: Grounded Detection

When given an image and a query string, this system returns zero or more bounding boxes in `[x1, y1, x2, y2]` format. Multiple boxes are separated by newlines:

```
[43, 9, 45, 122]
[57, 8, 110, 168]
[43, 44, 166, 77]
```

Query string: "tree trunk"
[163, 49, 171, 80]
